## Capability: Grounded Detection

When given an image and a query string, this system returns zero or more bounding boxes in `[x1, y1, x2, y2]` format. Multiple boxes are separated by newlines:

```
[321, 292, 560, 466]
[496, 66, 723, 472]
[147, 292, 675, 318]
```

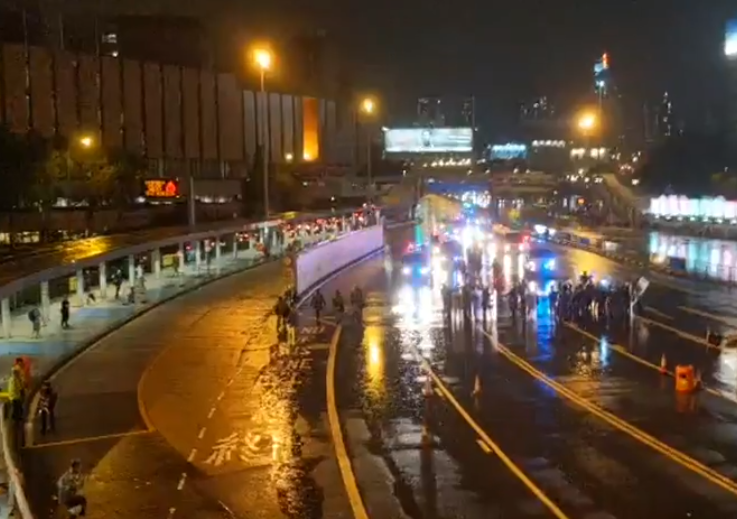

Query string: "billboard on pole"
[384, 127, 473, 154]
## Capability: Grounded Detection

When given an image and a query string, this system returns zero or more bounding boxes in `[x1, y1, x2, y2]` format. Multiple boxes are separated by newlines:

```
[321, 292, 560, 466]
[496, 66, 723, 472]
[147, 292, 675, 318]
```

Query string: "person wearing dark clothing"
[38, 381, 57, 435]
[61, 297, 70, 329]
[311, 290, 326, 323]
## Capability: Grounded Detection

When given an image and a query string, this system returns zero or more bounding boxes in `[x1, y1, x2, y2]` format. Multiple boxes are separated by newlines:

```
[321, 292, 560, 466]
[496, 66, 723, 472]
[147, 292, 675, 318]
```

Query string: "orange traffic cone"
[472, 375, 482, 397]
[422, 376, 433, 398]
[659, 354, 667, 375]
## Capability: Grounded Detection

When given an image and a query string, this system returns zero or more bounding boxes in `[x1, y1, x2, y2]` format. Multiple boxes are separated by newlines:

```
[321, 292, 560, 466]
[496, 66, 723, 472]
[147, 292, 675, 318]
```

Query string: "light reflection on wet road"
[334, 227, 737, 518]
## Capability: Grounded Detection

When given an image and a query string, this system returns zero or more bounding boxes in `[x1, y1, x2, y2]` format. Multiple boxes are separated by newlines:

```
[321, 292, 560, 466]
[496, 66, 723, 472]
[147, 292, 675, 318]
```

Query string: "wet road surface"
[23, 256, 351, 519]
[330, 230, 737, 518]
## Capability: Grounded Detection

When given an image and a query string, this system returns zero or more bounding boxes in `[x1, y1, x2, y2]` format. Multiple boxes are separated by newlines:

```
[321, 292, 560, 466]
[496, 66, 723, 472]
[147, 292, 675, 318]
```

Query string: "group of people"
[548, 273, 638, 323]
[309, 286, 365, 323]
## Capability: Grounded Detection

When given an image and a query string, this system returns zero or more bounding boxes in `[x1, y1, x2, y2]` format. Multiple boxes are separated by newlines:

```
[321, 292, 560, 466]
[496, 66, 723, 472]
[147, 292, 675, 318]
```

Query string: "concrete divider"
[294, 225, 385, 296]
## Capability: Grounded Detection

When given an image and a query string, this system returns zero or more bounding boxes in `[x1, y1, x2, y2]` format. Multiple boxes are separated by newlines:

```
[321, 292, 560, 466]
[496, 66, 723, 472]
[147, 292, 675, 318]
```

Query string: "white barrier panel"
[295, 225, 385, 295]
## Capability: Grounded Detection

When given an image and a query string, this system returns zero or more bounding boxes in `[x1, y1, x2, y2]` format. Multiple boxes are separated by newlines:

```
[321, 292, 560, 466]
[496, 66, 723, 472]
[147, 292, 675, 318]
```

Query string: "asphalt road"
[24, 220, 737, 519]
[329, 228, 737, 518]
[22, 255, 348, 519]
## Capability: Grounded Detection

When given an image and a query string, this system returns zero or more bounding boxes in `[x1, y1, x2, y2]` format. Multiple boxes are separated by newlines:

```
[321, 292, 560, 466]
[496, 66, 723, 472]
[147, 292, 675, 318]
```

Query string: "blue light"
[544, 259, 556, 271]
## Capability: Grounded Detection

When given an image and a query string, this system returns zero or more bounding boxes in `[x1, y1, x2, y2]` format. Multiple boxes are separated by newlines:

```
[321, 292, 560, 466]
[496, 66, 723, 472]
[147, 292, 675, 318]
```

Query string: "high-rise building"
[417, 97, 444, 127]
[658, 92, 673, 139]
[594, 53, 611, 106]
[519, 96, 556, 121]
[417, 96, 474, 127]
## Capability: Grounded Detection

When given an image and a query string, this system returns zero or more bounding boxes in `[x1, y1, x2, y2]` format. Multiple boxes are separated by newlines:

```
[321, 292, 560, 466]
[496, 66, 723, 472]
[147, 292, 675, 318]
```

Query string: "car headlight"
[402, 266, 411, 275]
[420, 266, 430, 275]
[544, 259, 556, 270]
[526, 261, 536, 271]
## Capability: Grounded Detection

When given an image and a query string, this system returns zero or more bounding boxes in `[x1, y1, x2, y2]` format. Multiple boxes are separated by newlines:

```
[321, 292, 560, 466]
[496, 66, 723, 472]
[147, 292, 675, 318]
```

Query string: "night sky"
[80, 0, 737, 138]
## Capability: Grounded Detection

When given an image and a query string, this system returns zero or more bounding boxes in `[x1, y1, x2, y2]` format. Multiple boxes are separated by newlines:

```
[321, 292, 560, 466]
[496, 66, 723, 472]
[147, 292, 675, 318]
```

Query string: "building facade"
[0, 43, 357, 195]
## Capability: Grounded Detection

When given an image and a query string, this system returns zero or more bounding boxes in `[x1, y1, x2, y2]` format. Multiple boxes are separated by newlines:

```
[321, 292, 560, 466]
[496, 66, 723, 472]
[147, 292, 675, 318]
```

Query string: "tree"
[107, 149, 147, 206]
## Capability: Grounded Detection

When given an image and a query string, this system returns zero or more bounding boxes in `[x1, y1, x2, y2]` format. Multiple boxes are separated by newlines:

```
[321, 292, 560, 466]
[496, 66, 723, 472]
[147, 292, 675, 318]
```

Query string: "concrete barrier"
[295, 225, 385, 296]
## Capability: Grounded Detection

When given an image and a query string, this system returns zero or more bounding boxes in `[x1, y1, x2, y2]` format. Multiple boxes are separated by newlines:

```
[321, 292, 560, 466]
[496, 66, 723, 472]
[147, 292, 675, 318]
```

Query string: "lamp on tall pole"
[253, 47, 273, 217]
[359, 97, 377, 203]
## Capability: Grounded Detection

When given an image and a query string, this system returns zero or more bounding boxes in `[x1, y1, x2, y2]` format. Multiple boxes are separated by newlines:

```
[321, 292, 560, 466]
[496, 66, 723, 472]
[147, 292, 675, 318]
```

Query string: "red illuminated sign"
[144, 179, 179, 198]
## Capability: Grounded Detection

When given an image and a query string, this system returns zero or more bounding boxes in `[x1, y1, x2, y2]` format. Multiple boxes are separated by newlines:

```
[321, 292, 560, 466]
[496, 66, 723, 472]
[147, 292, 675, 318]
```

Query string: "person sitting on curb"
[57, 459, 87, 518]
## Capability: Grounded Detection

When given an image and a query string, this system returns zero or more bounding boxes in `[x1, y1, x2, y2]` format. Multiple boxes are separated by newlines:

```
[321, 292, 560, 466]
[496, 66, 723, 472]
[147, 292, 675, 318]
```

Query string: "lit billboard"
[384, 128, 473, 154]
[726, 20, 737, 57]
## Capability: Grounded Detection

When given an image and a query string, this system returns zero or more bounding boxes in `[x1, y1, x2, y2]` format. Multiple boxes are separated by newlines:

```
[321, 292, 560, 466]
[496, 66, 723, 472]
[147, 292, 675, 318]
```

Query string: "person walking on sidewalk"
[61, 296, 70, 329]
[38, 381, 57, 435]
[112, 268, 123, 300]
[28, 306, 42, 338]
[84, 270, 96, 305]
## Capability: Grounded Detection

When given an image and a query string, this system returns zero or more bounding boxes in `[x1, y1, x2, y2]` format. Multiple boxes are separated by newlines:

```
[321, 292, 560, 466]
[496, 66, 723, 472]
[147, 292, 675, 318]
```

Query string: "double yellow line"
[422, 362, 570, 519]
[484, 331, 737, 497]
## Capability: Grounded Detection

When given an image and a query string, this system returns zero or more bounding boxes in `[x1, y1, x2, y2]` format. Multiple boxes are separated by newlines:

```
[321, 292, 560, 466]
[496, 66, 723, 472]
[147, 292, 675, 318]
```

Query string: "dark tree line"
[637, 131, 737, 197]
[0, 125, 147, 212]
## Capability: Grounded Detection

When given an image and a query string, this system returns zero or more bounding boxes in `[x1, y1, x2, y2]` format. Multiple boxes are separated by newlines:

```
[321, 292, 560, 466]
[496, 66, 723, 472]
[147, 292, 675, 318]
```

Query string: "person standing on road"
[8, 363, 24, 445]
[286, 304, 298, 349]
[61, 297, 70, 329]
[311, 289, 326, 323]
[57, 459, 87, 518]
[38, 381, 57, 435]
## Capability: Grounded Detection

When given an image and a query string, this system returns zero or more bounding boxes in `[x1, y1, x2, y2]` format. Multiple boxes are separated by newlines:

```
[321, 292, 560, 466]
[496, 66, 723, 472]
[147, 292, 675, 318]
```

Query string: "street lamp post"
[253, 48, 272, 217]
[360, 97, 376, 203]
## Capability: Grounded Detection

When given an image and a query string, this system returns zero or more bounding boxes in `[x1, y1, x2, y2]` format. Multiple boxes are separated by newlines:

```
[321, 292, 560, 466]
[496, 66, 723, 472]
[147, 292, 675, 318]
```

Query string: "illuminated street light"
[578, 113, 597, 131]
[361, 97, 375, 115]
[78, 135, 94, 149]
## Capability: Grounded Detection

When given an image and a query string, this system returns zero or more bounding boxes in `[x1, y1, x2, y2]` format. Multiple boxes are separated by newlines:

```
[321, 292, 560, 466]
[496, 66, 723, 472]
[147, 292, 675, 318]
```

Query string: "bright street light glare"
[578, 113, 596, 131]
[361, 98, 375, 114]
[253, 49, 272, 71]
[79, 135, 94, 148]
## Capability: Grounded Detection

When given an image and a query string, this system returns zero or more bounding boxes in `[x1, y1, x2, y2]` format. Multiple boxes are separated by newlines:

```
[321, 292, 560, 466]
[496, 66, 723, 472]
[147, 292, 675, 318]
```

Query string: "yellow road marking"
[476, 438, 493, 454]
[644, 306, 673, 320]
[636, 315, 717, 349]
[326, 325, 369, 519]
[485, 331, 737, 497]
[23, 429, 153, 449]
[564, 323, 737, 404]
[678, 306, 737, 327]
[422, 362, 571, 519]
